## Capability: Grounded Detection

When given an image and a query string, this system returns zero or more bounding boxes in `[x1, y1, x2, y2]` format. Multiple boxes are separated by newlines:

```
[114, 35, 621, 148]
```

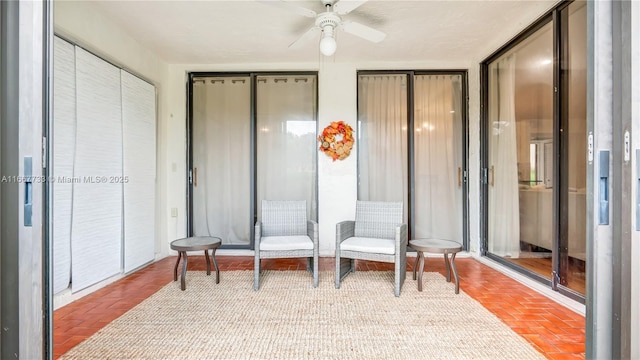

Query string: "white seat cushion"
[260, 235, 314, 251]
[340, 237, 395, 255]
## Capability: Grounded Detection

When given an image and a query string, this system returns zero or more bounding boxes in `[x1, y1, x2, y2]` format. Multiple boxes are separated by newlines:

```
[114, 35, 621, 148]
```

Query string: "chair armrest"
[307, 220, 319, 250]
[395, 223, 408, 250]
[254, 221, 262, 253]
[336, 221, 355, 247]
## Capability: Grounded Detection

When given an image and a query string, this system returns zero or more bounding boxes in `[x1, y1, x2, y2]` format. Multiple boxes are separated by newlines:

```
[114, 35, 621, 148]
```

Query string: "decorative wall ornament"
[318, 121, 354, 161]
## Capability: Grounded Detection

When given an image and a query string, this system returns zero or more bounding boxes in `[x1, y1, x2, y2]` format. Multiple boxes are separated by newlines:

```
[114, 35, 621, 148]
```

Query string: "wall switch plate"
[171, 208, 178, 217]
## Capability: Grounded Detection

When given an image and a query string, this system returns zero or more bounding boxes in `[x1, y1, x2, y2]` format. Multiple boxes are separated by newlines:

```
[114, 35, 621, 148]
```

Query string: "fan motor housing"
[316, 12, 340, 28]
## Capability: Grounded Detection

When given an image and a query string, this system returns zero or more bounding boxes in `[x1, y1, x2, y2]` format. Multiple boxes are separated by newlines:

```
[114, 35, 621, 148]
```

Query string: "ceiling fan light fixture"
[319, 35, 337, 56]
[319, 25, 337, 56]
[268, 0, 384, 56]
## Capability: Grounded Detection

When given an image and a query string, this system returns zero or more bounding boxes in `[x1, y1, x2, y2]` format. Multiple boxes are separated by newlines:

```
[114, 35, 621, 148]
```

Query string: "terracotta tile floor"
[53, 256, 585, 359]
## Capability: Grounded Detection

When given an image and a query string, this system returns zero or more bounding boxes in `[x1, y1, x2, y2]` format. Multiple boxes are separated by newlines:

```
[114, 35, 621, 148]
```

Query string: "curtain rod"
[192, 78, 247, 84]
[193, 77, 311, 84]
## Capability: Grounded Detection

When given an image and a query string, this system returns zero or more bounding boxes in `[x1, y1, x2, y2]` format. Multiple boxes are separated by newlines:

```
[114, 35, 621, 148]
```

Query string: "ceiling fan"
[260, 0, 386, 56]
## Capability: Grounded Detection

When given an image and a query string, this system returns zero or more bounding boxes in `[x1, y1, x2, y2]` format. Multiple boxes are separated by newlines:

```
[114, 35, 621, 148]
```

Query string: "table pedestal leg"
[444, 253, 451, 282]
[204, 250, 211, 275]
[173, 253, 181, 282]
[180, 251, 188, 291]
[417, 251, 425, 292]
[450, 252, 459, 294]
[211, 248, 220, 284]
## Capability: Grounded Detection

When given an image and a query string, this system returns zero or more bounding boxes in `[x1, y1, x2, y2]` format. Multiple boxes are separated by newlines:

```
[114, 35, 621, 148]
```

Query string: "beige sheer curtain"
[256, 75, 317, 221]
[191, 77, 251, 245]
[488, 55, 521, 257]
[357, 74, 409, 222]
[413, 75, 463, 242]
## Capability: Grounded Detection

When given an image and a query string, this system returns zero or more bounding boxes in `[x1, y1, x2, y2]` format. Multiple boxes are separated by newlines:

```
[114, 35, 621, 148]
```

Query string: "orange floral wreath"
[318, 121, 354, 161]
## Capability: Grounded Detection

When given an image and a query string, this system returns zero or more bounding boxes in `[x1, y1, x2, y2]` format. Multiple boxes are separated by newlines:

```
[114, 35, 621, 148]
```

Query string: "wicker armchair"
[335, 201, 407, 297]
[254, 200, 319, 290]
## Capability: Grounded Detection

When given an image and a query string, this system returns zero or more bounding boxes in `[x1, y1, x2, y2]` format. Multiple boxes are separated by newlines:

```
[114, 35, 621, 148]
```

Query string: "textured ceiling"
[91, 0, 559, 64]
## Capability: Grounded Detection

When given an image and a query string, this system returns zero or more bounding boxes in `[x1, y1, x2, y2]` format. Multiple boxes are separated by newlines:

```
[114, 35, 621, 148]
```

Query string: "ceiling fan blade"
[341, 21, 386, 43]
[256, 0, 316, 18]
[288, 26, 320, 48]
[333, 0, 369, 15]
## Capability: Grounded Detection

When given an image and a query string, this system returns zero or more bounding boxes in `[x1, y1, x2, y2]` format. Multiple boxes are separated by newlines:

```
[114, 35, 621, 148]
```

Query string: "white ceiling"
[91, 0, 559, 64]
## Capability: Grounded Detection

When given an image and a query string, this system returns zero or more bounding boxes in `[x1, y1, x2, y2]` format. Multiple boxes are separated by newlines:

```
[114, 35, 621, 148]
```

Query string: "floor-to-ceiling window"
[358, 71, 467, 245]
[189, 72, 318, 248]
[482, 0, 586, 301]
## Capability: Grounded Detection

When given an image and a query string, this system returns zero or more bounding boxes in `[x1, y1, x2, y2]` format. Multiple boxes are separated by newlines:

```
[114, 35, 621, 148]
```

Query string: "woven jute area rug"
[61, 270, 544, 359]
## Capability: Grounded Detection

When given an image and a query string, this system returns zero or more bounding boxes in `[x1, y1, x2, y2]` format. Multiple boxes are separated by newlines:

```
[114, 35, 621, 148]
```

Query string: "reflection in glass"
[286, 120, 316, 136]
[486, 3, 587, 296]
[488, 22, 554, 267]
[562, 0, 587, 295]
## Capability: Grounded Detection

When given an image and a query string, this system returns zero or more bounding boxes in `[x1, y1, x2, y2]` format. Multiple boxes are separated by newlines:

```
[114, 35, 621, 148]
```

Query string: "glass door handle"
[490, 165, 495, 187]
[598, 151, 609, 225]
[194, 167, 198, 187]
[24, 157, 33, 227]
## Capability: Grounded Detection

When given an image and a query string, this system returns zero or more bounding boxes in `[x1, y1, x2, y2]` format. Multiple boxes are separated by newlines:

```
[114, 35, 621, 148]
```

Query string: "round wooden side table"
[170, 236, 222, 290]
[409, 238, 462, 294]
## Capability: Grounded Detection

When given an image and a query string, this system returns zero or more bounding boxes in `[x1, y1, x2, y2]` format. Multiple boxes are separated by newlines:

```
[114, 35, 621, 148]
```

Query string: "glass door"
[357, 72, 467, 244]
[484, 1, 587, 300]
[559, 0, 587, 295]
[190, 75, 252, 246]
[487, 21, 555, 268]
[189, 73, 318, 247]
[255, 74, 318, 220]
[357, 74, 409, 220]
[412, 74, 464, 242]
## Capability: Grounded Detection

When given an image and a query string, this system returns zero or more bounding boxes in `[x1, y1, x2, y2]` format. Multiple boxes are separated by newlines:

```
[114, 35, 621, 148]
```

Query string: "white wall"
[165, 60, 481, 257]
[317, 63, 358, 256]
[54, 2, 166, 84]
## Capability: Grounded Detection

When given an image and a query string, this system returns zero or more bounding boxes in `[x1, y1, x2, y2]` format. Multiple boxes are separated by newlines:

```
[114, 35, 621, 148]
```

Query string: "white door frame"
[0, 0, 49, 358]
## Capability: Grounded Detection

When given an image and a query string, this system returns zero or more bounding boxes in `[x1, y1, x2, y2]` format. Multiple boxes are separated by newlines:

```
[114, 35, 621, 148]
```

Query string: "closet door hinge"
[482, 168, 488, 184]
[188, 169, 193, 184]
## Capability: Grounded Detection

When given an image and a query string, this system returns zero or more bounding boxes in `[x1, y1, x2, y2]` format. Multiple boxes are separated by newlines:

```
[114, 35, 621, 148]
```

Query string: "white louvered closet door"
[71, 48, 123, 292]
[121, 70, 156, 273]
[52, 37, 75, 294]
